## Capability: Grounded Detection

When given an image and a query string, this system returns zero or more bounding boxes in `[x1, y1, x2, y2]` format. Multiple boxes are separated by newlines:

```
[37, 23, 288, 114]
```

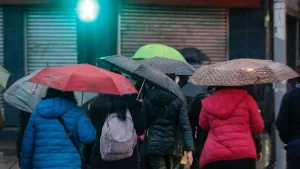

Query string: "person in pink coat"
[199, 87, 264, 169]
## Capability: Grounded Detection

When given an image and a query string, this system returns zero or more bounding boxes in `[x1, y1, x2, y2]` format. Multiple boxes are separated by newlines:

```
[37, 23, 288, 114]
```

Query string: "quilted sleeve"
[20, 113, 36, 169]
[248, 95, 264, 134]
[199, 106, 210, 131]
[179, 99, 195, 152]
[76, 110, 96, 144]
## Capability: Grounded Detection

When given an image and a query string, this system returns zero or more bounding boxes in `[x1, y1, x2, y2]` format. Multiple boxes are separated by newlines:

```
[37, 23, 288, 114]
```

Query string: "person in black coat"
[16, 110, 31, 163]
[142, 74, 194, 169]
[186, 93, 209, 169]
[83, 94, 146, 169]
[276, 77, 300, 169]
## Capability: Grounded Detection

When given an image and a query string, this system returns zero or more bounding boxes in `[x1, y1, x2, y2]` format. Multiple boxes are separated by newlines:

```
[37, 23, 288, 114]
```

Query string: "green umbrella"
[0, 66, 10, 91]
[132, 44, 186, 62]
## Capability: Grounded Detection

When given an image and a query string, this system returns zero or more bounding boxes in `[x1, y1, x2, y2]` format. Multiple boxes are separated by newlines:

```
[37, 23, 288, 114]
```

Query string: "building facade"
[0, 0, 288, 140]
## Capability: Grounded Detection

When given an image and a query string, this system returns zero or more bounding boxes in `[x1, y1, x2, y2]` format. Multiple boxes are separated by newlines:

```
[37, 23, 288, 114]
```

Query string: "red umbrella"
[28, 64, 137, 95]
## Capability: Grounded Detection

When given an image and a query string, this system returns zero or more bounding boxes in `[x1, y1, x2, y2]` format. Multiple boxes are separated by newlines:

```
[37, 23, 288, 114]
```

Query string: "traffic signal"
[77, 0, 100, 22]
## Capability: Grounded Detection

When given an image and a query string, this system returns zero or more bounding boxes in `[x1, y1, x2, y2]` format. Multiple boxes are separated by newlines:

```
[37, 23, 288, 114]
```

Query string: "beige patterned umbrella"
[190, 59, 299, 86]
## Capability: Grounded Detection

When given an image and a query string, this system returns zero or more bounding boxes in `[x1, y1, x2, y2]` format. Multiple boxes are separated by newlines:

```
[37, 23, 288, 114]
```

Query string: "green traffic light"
[77, 0, 100, 22]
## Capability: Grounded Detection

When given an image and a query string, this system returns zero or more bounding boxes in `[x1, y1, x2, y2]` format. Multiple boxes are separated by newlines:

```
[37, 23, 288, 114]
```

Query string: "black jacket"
[83, 94, 146, 169]
[142, 88, 194, 156]
[276, 87, 300, 144]
[16, 110, 31, 159]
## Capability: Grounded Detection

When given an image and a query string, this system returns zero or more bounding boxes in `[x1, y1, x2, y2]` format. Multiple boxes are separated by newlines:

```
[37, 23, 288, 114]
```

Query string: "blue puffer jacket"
[20, 98, 96, 169]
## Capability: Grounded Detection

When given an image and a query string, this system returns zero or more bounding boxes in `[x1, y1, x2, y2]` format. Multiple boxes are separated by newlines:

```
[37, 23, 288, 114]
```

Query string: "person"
[187, 93, 209, 169]
[20, 88, 96, 169]
[276, 62, 300, 169]
[251, 84, 275, 169]
[83, 94, 146, 169]
[16, 110, 31, 164]
[199, 86, 264, 169]
[142, 73, 194, 169]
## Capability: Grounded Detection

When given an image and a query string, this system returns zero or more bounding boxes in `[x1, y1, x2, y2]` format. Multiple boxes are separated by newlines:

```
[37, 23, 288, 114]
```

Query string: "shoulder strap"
[58, 115, 89, 168]
[58, 116, 81, 153]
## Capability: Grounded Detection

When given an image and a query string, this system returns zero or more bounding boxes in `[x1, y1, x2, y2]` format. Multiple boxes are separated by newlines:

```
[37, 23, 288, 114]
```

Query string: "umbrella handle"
[136, 79, 145, 100]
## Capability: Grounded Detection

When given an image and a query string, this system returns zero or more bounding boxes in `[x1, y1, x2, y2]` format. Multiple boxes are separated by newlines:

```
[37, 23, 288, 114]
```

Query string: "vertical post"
[265, 0, 271, 60]
[273, 0, 287, 168]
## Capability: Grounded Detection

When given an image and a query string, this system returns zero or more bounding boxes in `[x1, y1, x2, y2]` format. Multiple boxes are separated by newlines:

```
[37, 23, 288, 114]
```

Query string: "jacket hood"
[35, 98, 76, 119]
[202, 88, 248, 119]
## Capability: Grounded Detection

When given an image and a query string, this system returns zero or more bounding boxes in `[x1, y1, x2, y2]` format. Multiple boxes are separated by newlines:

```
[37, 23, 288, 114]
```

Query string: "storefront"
[119, 4, 228, 64]
[24, 8, 78, 74]
[0, 8, 4, 114]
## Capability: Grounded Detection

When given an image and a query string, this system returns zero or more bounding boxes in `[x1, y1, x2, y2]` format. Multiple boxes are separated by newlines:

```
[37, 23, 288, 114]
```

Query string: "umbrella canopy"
[101, 55, 185, 100]
[4, 70, 98, 113]
[181, 82, 208, 97]
[29, 64, 137, 95]
[132, 44, 186, 62]
[0, 66, 10, 91]
[137, 57, 195, 76]
[190, 58, 299, 86]
[179, 47, 211, 65]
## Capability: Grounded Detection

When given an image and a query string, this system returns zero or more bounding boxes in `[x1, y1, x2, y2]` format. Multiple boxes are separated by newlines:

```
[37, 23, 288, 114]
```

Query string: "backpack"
[100, 109, 137, 161]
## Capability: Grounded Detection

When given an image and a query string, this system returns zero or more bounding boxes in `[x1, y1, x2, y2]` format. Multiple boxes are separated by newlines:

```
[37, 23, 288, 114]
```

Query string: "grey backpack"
[100, 109, 137, 161]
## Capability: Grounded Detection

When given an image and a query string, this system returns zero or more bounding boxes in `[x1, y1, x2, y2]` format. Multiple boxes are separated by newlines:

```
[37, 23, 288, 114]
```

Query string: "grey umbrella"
[137, 57, 195, 76]
[100, 55, 185, 100]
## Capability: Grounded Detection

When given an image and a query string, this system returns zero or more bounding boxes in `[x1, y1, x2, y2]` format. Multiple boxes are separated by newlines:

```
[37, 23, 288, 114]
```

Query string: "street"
[0, 133, 271, 169]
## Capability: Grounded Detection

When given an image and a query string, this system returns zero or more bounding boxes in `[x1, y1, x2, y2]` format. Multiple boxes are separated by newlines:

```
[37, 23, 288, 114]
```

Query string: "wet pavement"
[0, 141, 19, 169]
[0, 133, 272, 169]
[257, 133, 271, 169]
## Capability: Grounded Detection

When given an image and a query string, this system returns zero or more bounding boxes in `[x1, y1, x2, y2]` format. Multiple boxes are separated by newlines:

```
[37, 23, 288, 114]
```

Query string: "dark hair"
[166, 73, 176, 81]
[178, 75, 189, 88]
[135, 80, 148, 98]
[92, 94, 135, 121]
[43, 88, 77, 104]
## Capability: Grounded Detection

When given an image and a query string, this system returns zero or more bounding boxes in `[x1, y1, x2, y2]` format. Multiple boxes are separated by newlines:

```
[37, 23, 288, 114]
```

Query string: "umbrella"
[3, 70, 98, 113]
[100, 55, 185, 100]
[179, 47, 211, 65]
[137, 57, 195, 76]
[132, 44, 186, 62]
[190, 58, 299, 86]
[181, 82, 208, 97]
[29, 64, 138, 95]
[0, 66, 10, 91]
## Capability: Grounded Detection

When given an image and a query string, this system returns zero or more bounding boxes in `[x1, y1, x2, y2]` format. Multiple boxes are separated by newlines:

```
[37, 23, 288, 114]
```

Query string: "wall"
[77, 0, 119, 65]
[287, 0, 300, 18]
[124, 0, 261, 8]
[0, 6, 25, 140]
[229, 1, 267, 59]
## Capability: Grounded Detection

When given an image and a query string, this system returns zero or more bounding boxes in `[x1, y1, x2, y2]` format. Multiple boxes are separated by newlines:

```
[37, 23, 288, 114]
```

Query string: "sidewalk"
[0, 141, 18, 169]
[0, 133, 271, 169]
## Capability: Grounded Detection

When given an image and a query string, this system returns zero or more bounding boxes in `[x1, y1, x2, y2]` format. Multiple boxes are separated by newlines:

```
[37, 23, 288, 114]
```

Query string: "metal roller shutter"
[0, 8, 4, 114]
[120, 5, 228, 63]
[25, 8, 78, 74]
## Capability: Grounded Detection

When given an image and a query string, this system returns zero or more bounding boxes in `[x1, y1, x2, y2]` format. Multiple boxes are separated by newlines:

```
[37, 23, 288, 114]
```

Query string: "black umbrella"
[179, 48, 211, 65]
[182, 82, 208, 97]
[100, 55, 185, 100]
[137, 57, 195, 76]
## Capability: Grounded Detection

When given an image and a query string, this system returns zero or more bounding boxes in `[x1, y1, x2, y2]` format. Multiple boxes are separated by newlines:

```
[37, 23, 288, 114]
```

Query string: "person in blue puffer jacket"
[20, 88, 96, 169]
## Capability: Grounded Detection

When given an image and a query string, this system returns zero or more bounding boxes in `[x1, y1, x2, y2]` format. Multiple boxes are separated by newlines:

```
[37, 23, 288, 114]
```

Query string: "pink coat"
[199, 88, 264, 168]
